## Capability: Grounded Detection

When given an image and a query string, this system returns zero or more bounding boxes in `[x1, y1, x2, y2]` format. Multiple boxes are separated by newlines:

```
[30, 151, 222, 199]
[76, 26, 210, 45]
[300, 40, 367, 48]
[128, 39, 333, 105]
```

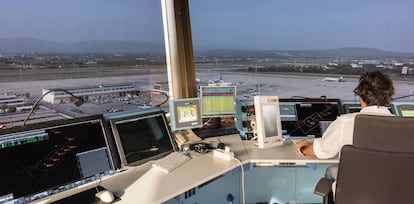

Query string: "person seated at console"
[294, 71, 395, 197]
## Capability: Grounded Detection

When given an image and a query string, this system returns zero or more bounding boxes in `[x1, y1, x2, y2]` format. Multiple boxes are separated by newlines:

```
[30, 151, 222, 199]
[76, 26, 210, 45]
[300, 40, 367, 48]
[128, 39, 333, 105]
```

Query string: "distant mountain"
[68, 40, 165, 54]
[196, 47, 414, 58]
[0, 38, 65, 53]
[283, 47, 414, 58]
[1, 38, 414, 58]
[0, 38, 165, 54]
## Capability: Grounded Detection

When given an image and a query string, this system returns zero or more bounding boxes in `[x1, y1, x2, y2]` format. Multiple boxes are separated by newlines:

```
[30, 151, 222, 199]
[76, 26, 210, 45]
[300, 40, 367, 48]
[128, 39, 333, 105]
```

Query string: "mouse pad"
[52, 186, 120, 204]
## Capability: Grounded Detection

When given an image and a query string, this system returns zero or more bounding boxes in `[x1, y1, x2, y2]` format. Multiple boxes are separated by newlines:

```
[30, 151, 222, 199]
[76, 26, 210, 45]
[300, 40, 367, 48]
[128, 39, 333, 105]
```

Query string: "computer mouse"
[95, 190, 115, 203]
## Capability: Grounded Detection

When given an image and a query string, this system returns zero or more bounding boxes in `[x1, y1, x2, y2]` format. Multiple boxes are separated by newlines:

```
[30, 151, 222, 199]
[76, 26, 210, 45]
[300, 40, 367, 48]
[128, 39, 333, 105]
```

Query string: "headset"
[189, 142, 225, 153]
[189, 142, 211, 153]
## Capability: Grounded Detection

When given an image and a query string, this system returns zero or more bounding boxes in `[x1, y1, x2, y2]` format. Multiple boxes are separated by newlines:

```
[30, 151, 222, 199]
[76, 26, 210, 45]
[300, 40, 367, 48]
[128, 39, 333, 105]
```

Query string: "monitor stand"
[193, 117, 239, 138]
[210, 117, 222, 129]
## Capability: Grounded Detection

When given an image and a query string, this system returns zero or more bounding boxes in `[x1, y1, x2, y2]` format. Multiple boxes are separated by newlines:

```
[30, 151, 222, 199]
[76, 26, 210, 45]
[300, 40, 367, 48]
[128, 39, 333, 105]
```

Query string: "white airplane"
[207, 76, 239, 86]
[321, 75, 345, 82]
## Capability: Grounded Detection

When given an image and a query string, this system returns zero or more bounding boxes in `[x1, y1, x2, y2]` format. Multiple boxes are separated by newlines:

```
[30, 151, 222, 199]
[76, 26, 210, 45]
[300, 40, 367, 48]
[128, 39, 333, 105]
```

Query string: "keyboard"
[152, 152, 190, 173]
[193, 126, 239, 138]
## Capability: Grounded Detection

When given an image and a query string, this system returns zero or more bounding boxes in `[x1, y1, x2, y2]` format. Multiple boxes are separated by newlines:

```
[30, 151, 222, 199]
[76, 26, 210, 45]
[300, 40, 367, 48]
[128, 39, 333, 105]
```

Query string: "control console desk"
[243, 140, 339, 166]
[35, 135, 338, 203]
[108, 134, 250, 203]
[35, 134, 248, 204]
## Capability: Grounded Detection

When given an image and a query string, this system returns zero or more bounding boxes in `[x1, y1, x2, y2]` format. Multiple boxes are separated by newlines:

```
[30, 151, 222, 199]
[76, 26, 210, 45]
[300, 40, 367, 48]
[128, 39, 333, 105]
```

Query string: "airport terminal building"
[42, 84, 139, 104]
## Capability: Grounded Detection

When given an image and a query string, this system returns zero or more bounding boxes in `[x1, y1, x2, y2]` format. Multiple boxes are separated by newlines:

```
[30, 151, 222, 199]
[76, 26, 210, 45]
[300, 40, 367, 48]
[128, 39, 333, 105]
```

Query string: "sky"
[189, 0, 414, 52]
[0, 0, 414, 52]
[0, 0, 164, 43]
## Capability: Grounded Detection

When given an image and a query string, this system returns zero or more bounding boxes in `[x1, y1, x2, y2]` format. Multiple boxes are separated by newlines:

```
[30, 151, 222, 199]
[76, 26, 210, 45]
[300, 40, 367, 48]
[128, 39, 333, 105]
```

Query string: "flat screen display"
[200, 86, 236, 116]
[401, 109, 414, 117]
[0, 115, 115, 203]
[262, 104, 280, 138]
[254, 96, 283, 149]
[169, 98, 203, 131]
[279, 99, 341, 138]
[108, 109, 176, 168]
[343, 103, 394, 114]
[397, 104, 414, 117]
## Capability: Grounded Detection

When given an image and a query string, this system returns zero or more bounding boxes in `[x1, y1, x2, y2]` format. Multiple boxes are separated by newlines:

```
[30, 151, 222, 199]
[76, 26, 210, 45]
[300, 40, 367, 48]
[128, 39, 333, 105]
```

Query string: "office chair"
[314, 114, 414, 204]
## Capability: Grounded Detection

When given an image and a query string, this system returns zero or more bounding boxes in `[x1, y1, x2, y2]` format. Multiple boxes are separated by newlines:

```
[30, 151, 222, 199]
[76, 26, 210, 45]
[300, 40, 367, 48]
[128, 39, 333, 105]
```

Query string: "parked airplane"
[203, 76, 239, 86]
[321, 75, 345, 82]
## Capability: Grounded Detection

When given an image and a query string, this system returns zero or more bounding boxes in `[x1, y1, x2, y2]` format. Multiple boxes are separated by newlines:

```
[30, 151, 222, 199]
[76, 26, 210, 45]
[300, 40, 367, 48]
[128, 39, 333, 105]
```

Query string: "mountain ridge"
[1, 38, 413, 58]
[0, 37, 165, 54]
[198, 47, 414, 58]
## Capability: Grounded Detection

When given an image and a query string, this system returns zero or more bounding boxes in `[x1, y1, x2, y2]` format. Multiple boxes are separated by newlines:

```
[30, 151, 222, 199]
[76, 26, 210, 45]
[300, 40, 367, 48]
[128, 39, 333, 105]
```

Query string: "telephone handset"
[174, 129, 201, 145]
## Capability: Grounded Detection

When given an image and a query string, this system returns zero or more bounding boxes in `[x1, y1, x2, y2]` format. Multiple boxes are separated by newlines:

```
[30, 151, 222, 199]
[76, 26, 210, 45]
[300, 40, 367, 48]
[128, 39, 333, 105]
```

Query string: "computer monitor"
[343, 103, 363, 113]
[342, 100, 395, 114]
[279, 98, 342, 139]
[254, 96, 283, 148]
[169, 98, 203, 131]
[0, 115, 115, 204]
[396, 104, 414, 117]
[106, 108, 177, 169]
[200, 86, 236, 116]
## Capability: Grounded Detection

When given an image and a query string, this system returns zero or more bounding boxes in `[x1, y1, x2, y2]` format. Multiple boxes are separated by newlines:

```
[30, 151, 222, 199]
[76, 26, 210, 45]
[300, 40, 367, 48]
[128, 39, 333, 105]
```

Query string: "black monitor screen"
[279, 99, 341, 138]
[108, 109, 176, 168]
[0, 115, 115, 203]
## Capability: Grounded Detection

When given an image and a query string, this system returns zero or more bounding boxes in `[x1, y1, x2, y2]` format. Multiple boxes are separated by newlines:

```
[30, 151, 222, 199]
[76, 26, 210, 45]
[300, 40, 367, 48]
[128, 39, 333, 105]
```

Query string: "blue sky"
[190, 0, 414, 52]
[0, 0, 413, 52]
[0, 0, 164, 43]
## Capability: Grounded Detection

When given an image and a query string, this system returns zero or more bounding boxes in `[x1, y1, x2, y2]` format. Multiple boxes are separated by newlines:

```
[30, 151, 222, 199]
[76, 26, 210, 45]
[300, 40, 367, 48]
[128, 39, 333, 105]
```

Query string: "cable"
[95, 177, 103, 193]
[23, 88, 84, 126]
[202, 117, 212, 127]
[392, 92, 414, 100]
[232, 157, 245, 204]
[140, 90, 169, 106]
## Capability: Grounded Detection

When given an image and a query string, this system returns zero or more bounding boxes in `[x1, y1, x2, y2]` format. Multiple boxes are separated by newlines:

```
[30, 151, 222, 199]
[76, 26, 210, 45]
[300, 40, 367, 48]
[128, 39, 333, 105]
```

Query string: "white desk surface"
[35, 134, 338, 204]
[243, 140, 339, 165]
[110, 134, 249, 204]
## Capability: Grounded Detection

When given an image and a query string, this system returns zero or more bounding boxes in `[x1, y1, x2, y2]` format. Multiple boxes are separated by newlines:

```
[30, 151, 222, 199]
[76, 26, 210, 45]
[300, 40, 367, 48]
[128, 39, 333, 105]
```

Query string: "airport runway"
[0, 71, 413, 101]
[0, 74, 165, 98]
[1, 71, 413, 126]
[197, 72, 414, 100]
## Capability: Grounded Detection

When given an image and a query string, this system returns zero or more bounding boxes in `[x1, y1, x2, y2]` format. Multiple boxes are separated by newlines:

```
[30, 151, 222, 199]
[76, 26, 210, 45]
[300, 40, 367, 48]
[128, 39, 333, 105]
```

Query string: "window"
[190, 0, 414, 101]
[0, 0, 167, 128]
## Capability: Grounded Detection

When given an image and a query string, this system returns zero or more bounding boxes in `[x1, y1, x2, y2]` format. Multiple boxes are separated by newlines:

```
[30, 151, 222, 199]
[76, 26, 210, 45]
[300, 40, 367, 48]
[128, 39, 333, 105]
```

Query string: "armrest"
[314, 178, 334, 197]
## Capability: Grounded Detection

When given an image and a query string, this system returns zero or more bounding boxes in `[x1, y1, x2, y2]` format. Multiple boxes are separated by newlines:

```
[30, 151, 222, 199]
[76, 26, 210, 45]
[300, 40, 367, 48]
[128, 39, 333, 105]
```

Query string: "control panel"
[235, 98, 256, 140]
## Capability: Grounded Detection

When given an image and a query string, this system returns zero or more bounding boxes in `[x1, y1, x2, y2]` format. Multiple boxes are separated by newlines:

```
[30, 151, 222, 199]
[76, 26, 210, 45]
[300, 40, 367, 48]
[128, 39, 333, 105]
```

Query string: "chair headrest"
[353, 114, 414, 152]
